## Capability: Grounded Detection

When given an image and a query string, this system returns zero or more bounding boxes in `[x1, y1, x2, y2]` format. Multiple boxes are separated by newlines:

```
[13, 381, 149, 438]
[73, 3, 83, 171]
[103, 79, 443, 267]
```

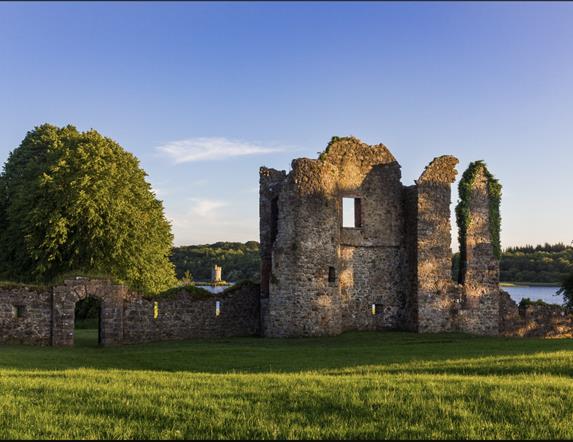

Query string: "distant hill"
[171, 242, 260, 282]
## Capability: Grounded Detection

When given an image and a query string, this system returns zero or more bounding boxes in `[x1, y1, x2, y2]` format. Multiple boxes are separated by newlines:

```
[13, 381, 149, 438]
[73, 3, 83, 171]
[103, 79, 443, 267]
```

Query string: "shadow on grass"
[1, 330, 573, 376]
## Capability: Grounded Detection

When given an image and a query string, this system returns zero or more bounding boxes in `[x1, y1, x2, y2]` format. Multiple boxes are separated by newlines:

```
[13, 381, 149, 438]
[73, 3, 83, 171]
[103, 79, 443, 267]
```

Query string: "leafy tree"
[558, 273, 573, 310]
[0, 124, 177, 293]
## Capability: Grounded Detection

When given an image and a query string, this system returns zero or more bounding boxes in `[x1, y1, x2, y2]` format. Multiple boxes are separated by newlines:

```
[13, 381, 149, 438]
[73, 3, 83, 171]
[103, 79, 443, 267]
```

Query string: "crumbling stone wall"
[0, 286, 52, 345]
[260, 138, 410, 337]
[123, 282, 260, 344]
[413, 156, 460, 333]
[0, 279, 260, 346]
[456, 165, 501, 335]
[499, 291, 573, 338]
[259, 137, 513, 338]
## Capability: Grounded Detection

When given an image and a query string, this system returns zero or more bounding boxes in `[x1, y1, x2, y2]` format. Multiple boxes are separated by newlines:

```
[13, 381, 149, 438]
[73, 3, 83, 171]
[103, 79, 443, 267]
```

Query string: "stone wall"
[259, 137, 517, 338]
[0, 279, 260, 346]
[52, 278, 126, 346]
[261, 137, 410, 337]
[457, 165, 500, 336]
[123, 282, 260, 344]
[0, 286, 52, 345]
[499, 291, 573, 338]
[414, 156, 460, 333]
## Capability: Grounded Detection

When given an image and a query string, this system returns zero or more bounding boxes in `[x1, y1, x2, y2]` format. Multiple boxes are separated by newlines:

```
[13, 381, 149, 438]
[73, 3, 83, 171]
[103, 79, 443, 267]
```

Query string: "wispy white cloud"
[188, 198, 228, 218]
[157, 137, 286, 163]
[166, 198, 258, 245]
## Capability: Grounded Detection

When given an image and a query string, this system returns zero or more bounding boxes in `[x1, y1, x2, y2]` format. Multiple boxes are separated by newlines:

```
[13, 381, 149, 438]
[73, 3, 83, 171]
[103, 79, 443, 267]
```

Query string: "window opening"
[328, 266, 336, 283]
[13, 305, 25, 318]
[342, 197, 362, 228]
[270, 196, 279, 243]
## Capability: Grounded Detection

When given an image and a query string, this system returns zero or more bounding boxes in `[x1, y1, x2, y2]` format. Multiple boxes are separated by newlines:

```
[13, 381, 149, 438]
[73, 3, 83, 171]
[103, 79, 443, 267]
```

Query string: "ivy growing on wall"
[455, 161, 502, 283]
[318, 136, 343, 161]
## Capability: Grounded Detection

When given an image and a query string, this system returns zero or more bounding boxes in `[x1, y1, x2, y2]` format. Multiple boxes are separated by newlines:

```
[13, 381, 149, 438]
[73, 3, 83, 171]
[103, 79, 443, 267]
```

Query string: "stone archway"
[74, 296, 103, 345]
[51, 278, 128, 346]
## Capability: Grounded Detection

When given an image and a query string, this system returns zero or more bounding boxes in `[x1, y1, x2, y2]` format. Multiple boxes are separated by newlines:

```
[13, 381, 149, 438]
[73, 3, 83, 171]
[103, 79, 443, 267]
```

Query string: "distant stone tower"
[211, 264, 222, 283]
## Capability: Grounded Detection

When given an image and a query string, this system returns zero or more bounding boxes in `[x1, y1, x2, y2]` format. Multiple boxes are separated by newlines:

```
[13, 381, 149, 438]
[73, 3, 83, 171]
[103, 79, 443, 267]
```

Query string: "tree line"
[177, 242, 573, 286]
[171, 242, 260, 282]
[451, 243, 573, 284]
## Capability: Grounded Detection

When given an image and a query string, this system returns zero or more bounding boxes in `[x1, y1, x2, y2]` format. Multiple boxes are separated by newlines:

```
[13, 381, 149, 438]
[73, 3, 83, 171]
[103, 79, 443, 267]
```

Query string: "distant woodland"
[171, 242, 260, 282]
[452, 243, 573, 284]
[173, 242, 573, 285]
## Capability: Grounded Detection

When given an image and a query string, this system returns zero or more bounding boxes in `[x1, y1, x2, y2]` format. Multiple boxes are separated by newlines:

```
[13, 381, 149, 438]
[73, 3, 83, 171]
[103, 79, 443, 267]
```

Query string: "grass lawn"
[1, 331, 573, 439]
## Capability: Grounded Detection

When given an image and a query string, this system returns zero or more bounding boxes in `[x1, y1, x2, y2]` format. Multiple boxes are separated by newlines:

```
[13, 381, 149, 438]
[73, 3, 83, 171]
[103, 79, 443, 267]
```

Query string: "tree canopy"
[0, 124, 177, 293]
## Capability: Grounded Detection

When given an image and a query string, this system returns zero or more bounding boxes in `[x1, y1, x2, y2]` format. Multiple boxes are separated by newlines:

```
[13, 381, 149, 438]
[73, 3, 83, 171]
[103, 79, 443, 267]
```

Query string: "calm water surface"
[504, 285, 562, 305]
[196, 285, 231, 294]
[197, 284, 563, 305]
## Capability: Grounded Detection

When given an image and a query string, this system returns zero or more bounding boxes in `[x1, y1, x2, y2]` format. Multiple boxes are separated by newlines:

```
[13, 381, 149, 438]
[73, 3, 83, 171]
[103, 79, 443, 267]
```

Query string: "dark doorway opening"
[74, 297, 102, 347]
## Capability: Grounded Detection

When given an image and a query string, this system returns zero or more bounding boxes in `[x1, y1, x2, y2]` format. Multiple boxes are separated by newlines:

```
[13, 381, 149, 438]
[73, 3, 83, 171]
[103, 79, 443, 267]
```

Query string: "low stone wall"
[500, 291, 573, 338]
[0, 279, 260, 346]
[2, 278, 572, 345]
[123, 283, 260, 344]
[0, 286, 52, 345]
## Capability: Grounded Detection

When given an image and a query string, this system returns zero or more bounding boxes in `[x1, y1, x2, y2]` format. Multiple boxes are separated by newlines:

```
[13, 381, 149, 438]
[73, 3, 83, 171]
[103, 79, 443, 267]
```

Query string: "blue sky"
[0, 2, 572, 248]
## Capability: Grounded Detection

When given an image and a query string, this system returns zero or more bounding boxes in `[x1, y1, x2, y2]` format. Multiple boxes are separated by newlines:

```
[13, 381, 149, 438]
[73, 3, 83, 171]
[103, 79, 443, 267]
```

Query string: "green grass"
[1, 331, 573, 439]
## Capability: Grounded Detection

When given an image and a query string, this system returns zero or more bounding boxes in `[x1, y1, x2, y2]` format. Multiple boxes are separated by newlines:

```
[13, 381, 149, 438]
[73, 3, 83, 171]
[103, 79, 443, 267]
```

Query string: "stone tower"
[259, 137, 502, 337]
[211, 264, 222, 283]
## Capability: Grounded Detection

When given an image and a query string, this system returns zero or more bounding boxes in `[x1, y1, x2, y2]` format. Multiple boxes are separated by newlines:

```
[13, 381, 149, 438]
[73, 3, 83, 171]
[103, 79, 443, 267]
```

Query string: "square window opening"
[342, 197, 362, 228]
[13, 305, 26, 318]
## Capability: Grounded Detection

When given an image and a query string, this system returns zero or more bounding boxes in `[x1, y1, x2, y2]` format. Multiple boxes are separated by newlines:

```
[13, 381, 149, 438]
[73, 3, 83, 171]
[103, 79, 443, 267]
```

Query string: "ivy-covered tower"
[456, 162, 502, 333]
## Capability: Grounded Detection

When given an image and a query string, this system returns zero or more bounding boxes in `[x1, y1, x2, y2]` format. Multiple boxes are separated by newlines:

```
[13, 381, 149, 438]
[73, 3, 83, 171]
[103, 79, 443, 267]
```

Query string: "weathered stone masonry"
[0, 279, 260, 346]
[259, 137, 515, 337]
[3, 136, 572, 346]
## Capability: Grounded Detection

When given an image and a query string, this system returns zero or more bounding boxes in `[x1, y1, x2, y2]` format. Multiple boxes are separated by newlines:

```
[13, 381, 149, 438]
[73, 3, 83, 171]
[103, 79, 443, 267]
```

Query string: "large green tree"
[0, 124, 177, 293]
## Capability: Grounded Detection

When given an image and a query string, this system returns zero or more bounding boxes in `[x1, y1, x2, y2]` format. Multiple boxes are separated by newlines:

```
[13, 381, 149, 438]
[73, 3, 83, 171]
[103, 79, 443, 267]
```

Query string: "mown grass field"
[1, 331, 573, 439]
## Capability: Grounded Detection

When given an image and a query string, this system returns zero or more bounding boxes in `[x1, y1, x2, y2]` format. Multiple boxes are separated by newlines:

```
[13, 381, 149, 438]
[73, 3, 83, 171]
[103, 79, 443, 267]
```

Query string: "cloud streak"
[157, 137, 284, 163]
[188, 198, 228, 218]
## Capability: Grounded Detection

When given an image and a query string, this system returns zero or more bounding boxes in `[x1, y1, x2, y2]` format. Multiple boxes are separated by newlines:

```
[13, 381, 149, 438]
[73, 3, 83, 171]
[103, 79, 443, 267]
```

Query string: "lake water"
[196, 285, 231, 294]
[504, 285, 563, 305]
[198, 284, 563, 305]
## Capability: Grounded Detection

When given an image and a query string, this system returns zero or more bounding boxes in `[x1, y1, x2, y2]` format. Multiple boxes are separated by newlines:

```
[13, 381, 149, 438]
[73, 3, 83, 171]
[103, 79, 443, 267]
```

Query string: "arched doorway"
[74, 296, 102, 347]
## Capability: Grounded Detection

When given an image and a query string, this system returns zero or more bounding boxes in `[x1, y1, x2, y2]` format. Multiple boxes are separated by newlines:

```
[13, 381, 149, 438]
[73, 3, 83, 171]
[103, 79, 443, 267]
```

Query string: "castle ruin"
[259, 137, 501, 337]
[2, 136, 571, 347]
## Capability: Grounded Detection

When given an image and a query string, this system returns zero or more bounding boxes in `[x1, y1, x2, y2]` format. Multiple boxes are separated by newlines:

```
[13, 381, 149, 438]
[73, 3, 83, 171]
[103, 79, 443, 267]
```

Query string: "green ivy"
[318, 136, 350, 161]
[455, 161, 502, 283]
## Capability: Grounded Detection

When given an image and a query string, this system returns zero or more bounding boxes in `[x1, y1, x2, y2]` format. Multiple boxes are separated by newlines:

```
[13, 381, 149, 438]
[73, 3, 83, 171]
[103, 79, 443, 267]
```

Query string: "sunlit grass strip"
[1, 368, 573, 439]
[1, 331, 573, 439]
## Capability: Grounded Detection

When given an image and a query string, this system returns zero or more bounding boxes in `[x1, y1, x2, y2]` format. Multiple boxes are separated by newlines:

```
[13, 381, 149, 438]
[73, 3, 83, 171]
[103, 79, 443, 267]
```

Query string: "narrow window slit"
[328, 266, 336, 283]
